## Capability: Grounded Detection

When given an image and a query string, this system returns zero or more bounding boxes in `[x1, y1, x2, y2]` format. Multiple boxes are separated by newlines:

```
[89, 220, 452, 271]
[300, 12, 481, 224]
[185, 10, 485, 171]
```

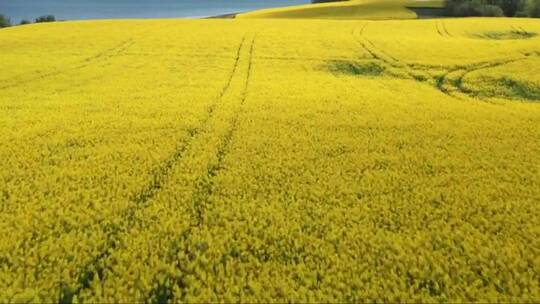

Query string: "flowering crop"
[0, 17, 539, 302]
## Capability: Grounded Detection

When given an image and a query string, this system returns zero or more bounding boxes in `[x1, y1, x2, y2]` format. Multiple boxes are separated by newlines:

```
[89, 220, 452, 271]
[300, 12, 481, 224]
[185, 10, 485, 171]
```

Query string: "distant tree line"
[0, 14, 56, 28]
[445, 0, 540, 17]
[310, 0, 540, 17]
[35, 15, 56, 23]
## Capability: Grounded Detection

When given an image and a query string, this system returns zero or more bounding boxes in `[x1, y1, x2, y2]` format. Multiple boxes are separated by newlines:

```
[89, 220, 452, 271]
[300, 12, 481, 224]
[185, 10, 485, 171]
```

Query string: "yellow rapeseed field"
[0, 16, 539, 303]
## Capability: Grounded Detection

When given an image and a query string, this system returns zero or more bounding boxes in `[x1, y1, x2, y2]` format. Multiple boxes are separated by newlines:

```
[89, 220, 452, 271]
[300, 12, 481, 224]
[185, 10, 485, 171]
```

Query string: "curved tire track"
[352, 24, 531, 101]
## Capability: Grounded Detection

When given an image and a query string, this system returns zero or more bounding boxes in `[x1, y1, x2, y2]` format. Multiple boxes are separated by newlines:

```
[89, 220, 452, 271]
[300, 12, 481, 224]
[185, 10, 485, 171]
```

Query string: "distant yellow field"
[0, 16, 539, 302]
[238, 0, 444, 20]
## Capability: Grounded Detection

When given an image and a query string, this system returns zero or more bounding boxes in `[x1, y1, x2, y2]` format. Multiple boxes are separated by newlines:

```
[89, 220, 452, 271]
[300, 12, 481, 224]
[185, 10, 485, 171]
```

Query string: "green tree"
[499, 0, 521, 16]
[0, 14, 11, 28]
[445, 0, 504, 16]
[527, 0, 540, 16]
[35, 15, 56, 23]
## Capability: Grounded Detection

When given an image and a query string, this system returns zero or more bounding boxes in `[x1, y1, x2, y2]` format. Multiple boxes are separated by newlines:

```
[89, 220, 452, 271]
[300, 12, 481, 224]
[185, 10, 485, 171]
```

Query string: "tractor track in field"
[352, 25, 390, 64]
[511, 25, 529, 34]
[351, 23, 534, 101]
[352, 24, 419, 80]
[353, 23, 408, 69]
[54, 36, 251, 303]
[192, 36, 256, 228]
[436, 20, 452, 38]
[364, 38, 402, 63]
[436, 56, 530, 100]
[130, 34, 249, 207]
[354, 26, 447, 72]
[256, 55, 368, 62]
[146, 35, 257, 304]
[358, 22, 368, 36]
[14, 35, 247, 248]
[0, 39, 135, 91]
[55, 34, 256, 303]
[435, 21, 445, 37]
[441, 21, 453, 37]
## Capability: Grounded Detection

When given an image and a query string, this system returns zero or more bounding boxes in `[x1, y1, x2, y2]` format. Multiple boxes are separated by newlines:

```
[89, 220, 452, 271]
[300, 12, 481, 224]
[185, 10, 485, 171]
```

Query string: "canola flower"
[0, 17, 539, 302]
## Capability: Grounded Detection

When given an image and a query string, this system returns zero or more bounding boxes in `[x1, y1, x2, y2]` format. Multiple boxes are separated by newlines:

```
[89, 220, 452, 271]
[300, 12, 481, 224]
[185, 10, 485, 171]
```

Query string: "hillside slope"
[238, 0, 444, 20]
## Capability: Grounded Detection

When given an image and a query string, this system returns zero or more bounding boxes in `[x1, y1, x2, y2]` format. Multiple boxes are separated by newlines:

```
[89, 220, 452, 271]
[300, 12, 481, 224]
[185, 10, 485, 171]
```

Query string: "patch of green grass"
[474, 30, 537, 40]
